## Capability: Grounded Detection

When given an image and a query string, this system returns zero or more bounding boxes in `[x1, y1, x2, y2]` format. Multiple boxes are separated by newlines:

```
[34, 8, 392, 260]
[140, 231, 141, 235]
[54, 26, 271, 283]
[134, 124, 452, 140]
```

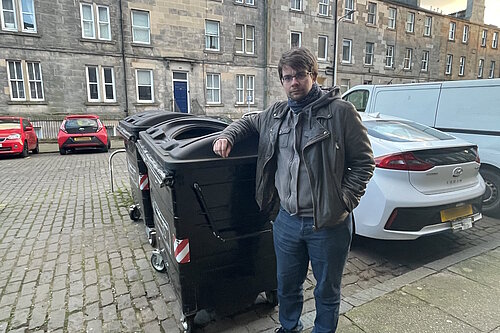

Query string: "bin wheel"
[181, 315, 195, 333]
[148, 230, 157, 247]
[265, 290, 278, 307]
[128, 205, 140, 221]
[150, 251, 166, 272]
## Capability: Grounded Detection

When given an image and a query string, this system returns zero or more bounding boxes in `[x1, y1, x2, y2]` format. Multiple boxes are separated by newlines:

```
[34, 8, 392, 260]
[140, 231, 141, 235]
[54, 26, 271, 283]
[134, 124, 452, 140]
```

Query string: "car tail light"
[96, 119, 104, 132]
[375, 152, 434, 171]
[59, 120, 67, 133]
[471, 146, 480, 164]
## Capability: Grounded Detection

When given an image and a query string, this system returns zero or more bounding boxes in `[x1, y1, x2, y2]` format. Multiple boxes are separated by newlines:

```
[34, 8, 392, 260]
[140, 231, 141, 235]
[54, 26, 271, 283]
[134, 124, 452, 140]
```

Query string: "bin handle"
[192, 182, 270, 242]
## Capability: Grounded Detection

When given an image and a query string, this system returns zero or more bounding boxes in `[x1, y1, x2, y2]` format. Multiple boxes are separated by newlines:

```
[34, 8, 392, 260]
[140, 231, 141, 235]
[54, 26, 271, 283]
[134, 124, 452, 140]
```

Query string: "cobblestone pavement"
[0, 152, 499, 333]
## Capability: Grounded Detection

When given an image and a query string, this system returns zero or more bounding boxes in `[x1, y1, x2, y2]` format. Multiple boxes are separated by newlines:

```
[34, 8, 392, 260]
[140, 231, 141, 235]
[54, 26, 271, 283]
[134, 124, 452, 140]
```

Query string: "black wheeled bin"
[136, 117, 277, 332]
[117, 110, 194, 246]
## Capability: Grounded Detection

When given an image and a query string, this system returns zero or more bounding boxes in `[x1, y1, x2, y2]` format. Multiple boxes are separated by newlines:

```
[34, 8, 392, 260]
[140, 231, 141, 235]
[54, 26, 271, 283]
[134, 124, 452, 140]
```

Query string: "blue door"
[173, 81, 188, 113]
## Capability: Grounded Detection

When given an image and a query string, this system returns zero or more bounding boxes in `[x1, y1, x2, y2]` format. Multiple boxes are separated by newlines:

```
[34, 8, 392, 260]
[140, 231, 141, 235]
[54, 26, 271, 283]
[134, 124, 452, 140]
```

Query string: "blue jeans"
[272, 207, 352, 333]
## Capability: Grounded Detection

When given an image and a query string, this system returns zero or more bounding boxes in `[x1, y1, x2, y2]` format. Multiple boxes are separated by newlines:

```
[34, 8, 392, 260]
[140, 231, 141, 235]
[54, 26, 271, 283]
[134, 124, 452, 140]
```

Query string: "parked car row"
[0, 114, 110, 158]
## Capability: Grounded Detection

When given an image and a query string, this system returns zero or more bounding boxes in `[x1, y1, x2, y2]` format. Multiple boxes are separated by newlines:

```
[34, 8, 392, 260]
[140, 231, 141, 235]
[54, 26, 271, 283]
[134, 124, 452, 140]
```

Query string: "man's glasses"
[281, 71, 311, 83]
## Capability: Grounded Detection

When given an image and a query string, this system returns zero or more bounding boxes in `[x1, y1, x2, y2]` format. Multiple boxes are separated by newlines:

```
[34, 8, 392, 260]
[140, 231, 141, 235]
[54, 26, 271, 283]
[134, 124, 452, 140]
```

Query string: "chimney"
[465, 0, 485, 24]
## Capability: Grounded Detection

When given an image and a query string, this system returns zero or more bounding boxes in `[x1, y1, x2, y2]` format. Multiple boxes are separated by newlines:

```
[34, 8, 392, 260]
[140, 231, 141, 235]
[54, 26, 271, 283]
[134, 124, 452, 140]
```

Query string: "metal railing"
[30, 119, 120, 140]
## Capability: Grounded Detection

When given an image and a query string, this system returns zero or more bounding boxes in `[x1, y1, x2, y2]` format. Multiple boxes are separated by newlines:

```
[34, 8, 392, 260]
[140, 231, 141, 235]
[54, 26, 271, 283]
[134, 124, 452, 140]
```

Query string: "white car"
[354, 113, 485, 240]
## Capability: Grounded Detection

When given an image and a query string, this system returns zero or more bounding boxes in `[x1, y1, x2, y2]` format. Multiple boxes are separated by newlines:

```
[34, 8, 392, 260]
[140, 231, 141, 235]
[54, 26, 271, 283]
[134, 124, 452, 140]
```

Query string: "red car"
[0, 116, 39, 157]
[57, 115, 110, 155]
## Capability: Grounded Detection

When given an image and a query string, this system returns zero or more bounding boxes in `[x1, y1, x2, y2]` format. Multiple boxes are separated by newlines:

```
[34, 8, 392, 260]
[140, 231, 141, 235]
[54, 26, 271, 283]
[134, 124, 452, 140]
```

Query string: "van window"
[364, 120, 453, 142]
[344, 90, 369, 112]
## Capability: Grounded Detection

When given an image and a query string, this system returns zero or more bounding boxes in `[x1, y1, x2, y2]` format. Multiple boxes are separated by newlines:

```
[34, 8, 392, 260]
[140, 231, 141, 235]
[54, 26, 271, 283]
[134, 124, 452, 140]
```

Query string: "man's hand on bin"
[213, 138, 232, 158]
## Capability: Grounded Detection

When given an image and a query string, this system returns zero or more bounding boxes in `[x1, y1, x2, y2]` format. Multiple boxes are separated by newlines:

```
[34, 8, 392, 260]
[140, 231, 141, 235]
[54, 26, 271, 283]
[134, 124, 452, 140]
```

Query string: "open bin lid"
[137, 117, 258, 173]
[117, 110, 194, 141]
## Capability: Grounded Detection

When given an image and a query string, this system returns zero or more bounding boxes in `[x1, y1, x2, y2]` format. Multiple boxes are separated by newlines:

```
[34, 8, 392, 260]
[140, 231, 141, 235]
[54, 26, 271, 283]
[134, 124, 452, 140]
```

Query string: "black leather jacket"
[218, 88, 375, 229]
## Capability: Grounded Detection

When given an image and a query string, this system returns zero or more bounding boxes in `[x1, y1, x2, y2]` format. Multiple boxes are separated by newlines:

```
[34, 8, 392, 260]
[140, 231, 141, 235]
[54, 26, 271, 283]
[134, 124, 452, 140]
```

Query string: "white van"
[342, 78, 500, 217]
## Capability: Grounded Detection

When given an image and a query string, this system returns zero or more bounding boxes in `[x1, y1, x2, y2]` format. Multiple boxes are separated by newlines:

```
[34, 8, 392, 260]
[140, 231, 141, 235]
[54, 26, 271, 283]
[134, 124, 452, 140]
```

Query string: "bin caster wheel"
[150, 251, 166, 272]
[148, 230, 157, 247]
[181, 315, 195, 333]
[265, 290, 278, 307]
[128, 205, 140, 221]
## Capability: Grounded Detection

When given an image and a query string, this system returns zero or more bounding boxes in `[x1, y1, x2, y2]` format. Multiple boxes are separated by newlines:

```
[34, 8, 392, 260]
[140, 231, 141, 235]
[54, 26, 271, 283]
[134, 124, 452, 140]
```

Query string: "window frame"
[365, 42, 374, 65]
[290, 0, 302, 11]
[318, 35, 328, 61]
[7, 60, 25, 101]
[235, 24, 254, 54]
[102, 66, 116, 102]
[290, 31, 302, 48]
[493, 32, 498, 49]
[406, 12, 414, 33]
[489, 61, 496, 79]
[421, 50, 429, 72]
[86, 66, 100, 102]
[135, 69, 154, 103]
[318, 0, 329, 16]
[424, 16, 432, 36]
[236, 74, 245, 104]
[246, 75, 254, 104]
[478, 59, 484, 78]
[404, 48, 412, 70]
[449, 22, 456, 41]
[459, 56, 466, 76]
[80, 3, 95, 39]
[388, 7, 396, 29]
[97, 5, 111, 40]
[445, 54, 453, 75]
[339, 78, 350, 94]
[131, 10, 151, 44]
[342, 39, 352, 64]
[205, 20, 220, 51]
[385, 45, 394, 68]
[462, 25, 469, 43]
[367, 2, 377, 25]
[206, 73, 221, 104]
[19, 0, 36, 33]
[1, 0, 18, 31]
[344, 0, 354, 21]
[481, 30, 487, 47]
[26, 61, 44, 101]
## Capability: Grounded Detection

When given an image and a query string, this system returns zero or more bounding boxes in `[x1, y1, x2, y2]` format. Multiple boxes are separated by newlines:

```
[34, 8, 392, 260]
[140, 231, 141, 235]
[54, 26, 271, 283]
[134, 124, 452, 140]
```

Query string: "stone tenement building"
[0, 0, 499, 136]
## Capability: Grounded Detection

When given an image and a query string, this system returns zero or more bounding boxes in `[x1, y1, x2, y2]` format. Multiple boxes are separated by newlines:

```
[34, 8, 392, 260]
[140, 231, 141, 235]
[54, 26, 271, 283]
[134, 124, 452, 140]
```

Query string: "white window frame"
[340, 79, 350, 94]
[388, 8, 396, 29]
[102, 67, 116, 102]
[19, 0, 36, 32]
[367, 2, 376, 25]
[493, 32, 498, 49]
[445, 54, 453, 75]
[449, 22, 456, 41]
[404, 48, 412, 70]
[80, 3, 95, 39]
[290, 0, 302, 11]
[406, 12, 414, 33]
[424, 16, 432, 36]
[290, 31, 301, 48]
[235, 24, 254, 54]
[1, 0, 17, 31]
[205, 20, 220, 51]
[481, 30, 487, 47]
[236, 74, 245, 104]
[489, 61, 496, 79]
[245, 0, 254, 5]
[7, 60, 25, 100]
[97, 5, 111, 40]
[342, 39, 352, 64]
[478, 59, 484, 78]
[459, 56, 466, 76]
[26, 61, 44, 101]
[462, 25, 469, 43]
[421, 50, 429, 72]
[246, 75, 254, 104]
[365, 42, 374, 65]
[206, 73, 221, 104]
[131, 10, 150, 44]
[86, 66, 100, 102]
[136, 69, 154, 103]
[344, 0, 354, 21]
[319, 0, 329, 16]
[318, 35, 328, 61]
[385, 45, 394, 68]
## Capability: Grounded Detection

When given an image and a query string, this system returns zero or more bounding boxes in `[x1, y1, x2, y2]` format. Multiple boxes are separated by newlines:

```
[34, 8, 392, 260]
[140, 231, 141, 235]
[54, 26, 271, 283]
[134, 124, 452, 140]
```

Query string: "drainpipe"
[263, 0, 268, 108]
[119, 0, 129, 116]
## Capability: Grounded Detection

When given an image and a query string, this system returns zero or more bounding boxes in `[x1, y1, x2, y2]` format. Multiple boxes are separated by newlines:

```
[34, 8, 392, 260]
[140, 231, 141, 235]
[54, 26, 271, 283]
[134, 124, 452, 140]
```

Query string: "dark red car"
[57, 115, 110, 155]
[0, 116, 39, 157]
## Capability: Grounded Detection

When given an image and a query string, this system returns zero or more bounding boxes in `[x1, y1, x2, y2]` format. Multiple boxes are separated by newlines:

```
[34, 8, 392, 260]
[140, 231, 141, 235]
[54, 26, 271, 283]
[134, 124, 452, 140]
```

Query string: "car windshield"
[364, 120, 454, 142]
[0, 119, 21, 130]
[65, 118, 98, 129]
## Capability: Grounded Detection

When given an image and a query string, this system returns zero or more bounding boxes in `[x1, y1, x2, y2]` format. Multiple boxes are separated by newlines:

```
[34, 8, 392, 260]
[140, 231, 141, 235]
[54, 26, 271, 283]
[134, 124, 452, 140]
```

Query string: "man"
[213, 47, 374, 333]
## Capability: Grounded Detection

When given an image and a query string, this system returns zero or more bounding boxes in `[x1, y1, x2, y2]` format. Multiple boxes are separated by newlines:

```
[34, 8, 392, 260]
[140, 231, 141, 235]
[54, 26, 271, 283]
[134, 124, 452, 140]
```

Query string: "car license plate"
[73, 137, 91, 142]
[440, 204, 473, 222]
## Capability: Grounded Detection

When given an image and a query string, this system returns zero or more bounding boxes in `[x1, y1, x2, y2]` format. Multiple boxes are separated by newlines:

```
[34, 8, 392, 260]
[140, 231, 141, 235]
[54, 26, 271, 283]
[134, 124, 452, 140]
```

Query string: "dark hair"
[278, 47, 318, 81]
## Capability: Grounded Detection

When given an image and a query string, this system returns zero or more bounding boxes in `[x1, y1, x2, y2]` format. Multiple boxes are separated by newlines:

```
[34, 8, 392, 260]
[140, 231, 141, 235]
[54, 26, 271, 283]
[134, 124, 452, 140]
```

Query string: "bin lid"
[117, 110, 193, 141]
[137, 117, 258, 170]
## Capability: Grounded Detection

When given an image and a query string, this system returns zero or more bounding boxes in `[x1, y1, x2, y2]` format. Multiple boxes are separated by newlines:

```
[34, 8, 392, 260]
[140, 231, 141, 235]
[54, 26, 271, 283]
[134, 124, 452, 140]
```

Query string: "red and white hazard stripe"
[139, 174, 149, 191]
[173, 235, 190, 264]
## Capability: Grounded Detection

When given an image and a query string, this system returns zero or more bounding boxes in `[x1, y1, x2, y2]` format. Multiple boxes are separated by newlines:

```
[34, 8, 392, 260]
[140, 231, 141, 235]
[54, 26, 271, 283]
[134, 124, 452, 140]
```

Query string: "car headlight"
[7, 134, 21, 140]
